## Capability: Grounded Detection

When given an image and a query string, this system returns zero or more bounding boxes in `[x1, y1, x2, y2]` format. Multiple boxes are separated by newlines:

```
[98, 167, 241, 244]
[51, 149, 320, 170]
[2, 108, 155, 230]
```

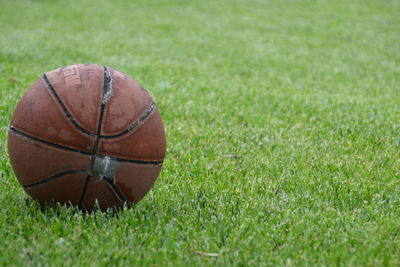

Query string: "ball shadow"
[24, 197, 131, 218]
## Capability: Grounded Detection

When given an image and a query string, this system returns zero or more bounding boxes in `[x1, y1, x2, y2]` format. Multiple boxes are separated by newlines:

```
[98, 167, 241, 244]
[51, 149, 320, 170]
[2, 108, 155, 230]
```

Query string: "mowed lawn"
[1, 0, 400, 265]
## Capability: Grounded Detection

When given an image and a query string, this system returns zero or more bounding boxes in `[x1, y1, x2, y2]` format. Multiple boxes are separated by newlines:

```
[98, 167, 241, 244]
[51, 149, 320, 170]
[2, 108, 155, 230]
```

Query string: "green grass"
[1, 0, 400, 265]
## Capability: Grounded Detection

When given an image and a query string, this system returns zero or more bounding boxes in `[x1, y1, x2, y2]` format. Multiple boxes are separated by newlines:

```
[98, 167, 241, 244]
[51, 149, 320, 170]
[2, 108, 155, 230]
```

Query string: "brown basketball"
[7, 64, 166, 211]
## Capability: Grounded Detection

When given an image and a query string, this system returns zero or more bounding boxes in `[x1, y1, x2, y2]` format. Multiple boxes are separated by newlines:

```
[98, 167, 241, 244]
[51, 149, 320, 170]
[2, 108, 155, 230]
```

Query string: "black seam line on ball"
[103, 177, 126, 202]
[80, 66, 114, 204]
[94, 153, 163, 164]
[42, 74, 96, 137]
[85, 67, 126, 204]
[78, 175, 91, 205]
[99, 101, 156, 139]
[9, 126, 91, 155]
[112, 156, 164, 165]
[9, 127, 163, 166]
[89, 66, 110, 169]
[23, 170, 88, 188]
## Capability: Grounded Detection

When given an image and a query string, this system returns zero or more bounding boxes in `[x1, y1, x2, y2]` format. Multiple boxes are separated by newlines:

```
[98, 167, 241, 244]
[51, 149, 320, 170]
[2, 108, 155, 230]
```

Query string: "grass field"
[1, 0, 400, 265]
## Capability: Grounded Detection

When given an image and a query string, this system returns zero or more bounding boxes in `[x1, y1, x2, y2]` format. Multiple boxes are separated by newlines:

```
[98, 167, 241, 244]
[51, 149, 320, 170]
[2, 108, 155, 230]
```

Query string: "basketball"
[7, 64, 166, 211]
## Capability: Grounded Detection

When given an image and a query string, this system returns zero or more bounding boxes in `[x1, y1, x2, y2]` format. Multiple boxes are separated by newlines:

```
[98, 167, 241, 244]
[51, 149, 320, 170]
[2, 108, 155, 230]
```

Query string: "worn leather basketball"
[7, 64, 166, 211]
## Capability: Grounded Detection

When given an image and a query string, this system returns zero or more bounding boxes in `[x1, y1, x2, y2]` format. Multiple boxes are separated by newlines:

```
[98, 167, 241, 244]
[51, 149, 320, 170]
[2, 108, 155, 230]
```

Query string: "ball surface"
[8, 64, 166, 211]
